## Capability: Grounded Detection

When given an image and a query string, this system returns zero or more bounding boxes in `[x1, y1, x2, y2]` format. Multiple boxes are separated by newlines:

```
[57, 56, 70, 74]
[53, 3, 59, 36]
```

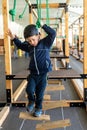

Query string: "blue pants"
[26, 73, 47, 109]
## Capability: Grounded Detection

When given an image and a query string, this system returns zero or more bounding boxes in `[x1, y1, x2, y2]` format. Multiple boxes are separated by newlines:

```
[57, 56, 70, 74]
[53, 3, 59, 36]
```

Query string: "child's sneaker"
[33, 108, 42, 117]
[26, 102, 34, 113]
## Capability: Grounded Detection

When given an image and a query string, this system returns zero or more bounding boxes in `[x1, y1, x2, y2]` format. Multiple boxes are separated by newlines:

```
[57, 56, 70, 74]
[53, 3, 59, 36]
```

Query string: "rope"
[19, 3, 28, 19]
[9, 0, 17, 21]
[36, 0, 42, 28]
[36, 0, 41, 20]
[46, 0, 50, 25]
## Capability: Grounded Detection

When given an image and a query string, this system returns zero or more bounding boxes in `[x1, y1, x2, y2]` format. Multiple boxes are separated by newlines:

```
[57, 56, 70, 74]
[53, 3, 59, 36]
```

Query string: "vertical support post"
[2, 0, 13, 103]
[60, 18, 62, 37]
[80, 22, 83, 52]
[79, 19, 81, 51]
[72, 25, 74, 48]
[29, 5, 33, 24]
[56, 27, 58, 47]
[65, 5, 69, 68]
[83, 0, 87, 103]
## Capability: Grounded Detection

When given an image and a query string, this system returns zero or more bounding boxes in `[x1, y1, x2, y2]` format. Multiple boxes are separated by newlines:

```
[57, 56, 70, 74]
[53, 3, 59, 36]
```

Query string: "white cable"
[60, 90, 66, 130]
[19, 119, 26, 130]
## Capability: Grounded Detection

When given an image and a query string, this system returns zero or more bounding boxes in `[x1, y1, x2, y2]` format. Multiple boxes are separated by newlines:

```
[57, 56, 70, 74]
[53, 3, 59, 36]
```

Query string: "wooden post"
[60, 18, 62, 37]
[65, 5, 69, 67]
[71, 25, 74, 48]
[56, 27, 59, 46]
[83, 0, 87, 105]
[29, 5, 33, 24]
[79, 19, 81, 51]
[2, 0, 13, 103]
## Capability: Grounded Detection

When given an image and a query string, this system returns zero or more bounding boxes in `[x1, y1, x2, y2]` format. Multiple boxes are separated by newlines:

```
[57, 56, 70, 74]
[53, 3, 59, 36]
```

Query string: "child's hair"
[24, 24, 39, 38]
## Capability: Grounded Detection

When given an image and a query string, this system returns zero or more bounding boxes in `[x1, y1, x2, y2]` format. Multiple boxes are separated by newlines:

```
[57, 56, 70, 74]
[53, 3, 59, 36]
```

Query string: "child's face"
[26, 35, 40, 46]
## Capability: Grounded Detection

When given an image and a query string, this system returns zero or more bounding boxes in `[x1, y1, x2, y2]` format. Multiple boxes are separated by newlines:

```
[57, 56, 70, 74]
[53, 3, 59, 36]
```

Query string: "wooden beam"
[19, 112, 50, 121]
[13, 80, 27, 101]
[34, 3, 66, 8]
[83, 0, 87, 101]
[25, 0, 38, 18]
[71, 79, 83, 99]
[61, 0, 70, 18]
[12, 100, 83, 107]
[2, 0, 13, 101]
[69, 15, 83, 27]
[46, 85, 65, 91]
[0, 106, 10, 126]
[36, 119, 71, 130]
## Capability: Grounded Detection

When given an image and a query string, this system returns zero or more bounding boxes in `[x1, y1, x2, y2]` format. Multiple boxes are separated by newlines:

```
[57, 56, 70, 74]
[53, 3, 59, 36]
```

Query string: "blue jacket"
[13, 24, 56, 75]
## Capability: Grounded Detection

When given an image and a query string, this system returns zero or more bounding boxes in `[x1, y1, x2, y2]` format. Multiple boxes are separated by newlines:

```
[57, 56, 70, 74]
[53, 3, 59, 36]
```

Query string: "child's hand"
[36, 19, 44, 28]
[7, 29, 15, 40]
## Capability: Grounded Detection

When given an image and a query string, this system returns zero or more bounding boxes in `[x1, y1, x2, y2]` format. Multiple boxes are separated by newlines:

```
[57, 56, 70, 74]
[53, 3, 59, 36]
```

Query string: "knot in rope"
[19, 15, 23, 19]
[9, 9, 16, 21]
[9, 9, 16, 16]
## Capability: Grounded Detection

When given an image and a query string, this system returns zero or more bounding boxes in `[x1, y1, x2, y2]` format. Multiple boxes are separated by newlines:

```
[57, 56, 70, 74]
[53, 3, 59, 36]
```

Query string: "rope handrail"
[46, 0, 50, 25]
[19, 3, 28, 19]
[36, 0, 42, 28]
[9, 0, 17, 21]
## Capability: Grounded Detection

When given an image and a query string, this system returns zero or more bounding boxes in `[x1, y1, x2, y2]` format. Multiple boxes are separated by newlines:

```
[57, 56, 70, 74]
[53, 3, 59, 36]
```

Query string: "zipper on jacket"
[34, 47, 39, 75]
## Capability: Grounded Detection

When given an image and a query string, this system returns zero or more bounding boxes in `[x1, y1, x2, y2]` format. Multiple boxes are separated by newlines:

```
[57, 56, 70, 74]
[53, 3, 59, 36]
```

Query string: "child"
[8, 22, 56, 117]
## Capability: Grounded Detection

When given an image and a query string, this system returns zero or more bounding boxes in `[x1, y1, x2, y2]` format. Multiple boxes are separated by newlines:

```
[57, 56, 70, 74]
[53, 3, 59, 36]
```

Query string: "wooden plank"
[36, 119, 71, 130]
[0, 106, 10, 126]
[43, 100, 69, 110]
[45, 85, 65, 91]
[48, 69, 80, 79]
[13, 80, 27, 101]
[44, 95, 51, 100]
[69, 15, 83, 27]
[48, 79, 62, 85]
[19, 112, 50, 121]
[71, 79, 83, 100]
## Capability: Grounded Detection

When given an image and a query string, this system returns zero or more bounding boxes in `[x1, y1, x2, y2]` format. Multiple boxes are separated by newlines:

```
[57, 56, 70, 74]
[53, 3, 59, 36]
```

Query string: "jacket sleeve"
[13, 38, 29, 52]
[42, 24, 56, 48]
